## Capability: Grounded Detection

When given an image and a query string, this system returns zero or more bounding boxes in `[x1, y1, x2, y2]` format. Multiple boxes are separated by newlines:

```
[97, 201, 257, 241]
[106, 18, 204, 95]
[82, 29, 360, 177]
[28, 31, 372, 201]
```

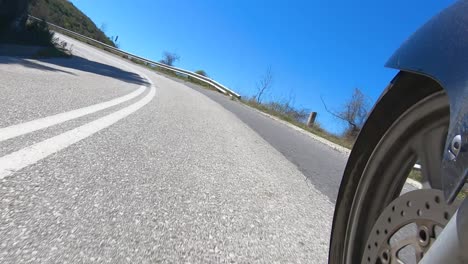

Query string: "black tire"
[329, 72, 449, 263]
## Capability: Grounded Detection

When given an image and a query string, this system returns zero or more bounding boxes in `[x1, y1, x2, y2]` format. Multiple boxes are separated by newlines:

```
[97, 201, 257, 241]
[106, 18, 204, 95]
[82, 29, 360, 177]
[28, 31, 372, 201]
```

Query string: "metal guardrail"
[28, 15, 241, 99]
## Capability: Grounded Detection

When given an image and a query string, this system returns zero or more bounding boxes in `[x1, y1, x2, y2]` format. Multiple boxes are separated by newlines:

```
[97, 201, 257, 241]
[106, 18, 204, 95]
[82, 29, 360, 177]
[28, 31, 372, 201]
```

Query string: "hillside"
[29, 0, 115, 47]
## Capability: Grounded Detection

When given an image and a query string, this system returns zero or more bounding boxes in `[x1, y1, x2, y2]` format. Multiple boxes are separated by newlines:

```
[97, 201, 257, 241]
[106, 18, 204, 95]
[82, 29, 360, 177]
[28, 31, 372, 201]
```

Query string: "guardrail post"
[307, 112, 317, 128]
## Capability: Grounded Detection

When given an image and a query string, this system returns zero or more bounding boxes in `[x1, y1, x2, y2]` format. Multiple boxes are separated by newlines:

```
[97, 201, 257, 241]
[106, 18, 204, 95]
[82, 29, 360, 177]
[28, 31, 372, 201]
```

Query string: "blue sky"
[71, 0, 455, 134]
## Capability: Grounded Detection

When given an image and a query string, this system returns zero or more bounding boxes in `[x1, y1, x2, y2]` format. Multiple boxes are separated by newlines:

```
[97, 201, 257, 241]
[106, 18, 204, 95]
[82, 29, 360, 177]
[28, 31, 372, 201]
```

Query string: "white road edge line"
[0, 85, 156, 179]
[0, 86, 146, 142]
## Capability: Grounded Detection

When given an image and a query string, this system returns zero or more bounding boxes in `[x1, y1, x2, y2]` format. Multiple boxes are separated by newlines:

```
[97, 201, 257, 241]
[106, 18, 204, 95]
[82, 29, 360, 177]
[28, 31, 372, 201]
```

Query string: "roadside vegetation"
[321, 88, 369, 140]
[159, 51, 180, 66]
[1, 19, 52, 46]
[0, 1, 70, 58]
[240, 66, 366, 149]
[32, 36, 71, 58]
[242, 97, 354, 148]
[29, 0, 116, 46]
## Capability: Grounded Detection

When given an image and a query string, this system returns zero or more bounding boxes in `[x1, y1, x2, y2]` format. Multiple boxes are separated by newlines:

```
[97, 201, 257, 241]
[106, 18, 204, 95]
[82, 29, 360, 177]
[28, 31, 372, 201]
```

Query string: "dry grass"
[408, 169, 423, 182]
[242, 98, 354, 149]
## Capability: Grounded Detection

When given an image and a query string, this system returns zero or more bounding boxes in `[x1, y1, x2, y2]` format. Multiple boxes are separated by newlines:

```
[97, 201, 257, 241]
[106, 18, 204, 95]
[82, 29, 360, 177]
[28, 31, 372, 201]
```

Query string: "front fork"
[419, 198, 468, 263]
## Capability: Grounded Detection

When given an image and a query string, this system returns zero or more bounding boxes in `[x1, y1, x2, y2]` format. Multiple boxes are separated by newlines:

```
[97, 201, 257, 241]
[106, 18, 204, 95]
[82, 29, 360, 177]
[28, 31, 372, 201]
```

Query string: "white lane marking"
[0, 86, 156, 179]
[0, 86, 146, 142]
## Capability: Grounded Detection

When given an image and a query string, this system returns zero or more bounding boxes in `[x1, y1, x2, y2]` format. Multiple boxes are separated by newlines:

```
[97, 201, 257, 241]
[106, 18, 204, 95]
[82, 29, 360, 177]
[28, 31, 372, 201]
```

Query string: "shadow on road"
[0, 55, 149, 86]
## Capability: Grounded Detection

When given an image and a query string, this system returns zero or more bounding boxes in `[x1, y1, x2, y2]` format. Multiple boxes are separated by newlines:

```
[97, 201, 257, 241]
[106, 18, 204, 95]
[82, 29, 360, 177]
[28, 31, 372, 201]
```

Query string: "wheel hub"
[362, 189, 459, 264]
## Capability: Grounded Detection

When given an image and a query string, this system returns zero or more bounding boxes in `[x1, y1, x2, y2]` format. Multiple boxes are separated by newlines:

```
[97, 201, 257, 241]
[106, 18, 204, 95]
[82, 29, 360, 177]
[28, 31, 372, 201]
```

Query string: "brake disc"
[362, 189, 460, 264]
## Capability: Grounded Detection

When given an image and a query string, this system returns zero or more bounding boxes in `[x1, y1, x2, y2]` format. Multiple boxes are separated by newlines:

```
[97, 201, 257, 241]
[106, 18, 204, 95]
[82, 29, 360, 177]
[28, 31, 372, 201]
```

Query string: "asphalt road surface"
[0, 34, 346, 263]
[172, 79, 349, 203]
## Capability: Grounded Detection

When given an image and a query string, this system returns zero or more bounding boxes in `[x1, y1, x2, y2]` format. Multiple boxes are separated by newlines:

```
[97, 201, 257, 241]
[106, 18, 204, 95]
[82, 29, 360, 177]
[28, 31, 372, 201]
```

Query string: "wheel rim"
[344, 91, 451, 263]
[362, 189, 459, 263]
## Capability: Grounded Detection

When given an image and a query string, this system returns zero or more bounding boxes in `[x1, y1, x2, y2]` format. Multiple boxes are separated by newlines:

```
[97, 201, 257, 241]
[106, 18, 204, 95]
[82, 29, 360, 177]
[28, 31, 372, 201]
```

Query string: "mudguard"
[385, 0, 468, 202]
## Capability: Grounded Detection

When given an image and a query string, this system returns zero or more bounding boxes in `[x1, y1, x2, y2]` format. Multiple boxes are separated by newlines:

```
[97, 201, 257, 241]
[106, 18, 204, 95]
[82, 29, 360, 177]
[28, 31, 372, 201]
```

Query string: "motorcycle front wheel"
[329, 73, 462, 264]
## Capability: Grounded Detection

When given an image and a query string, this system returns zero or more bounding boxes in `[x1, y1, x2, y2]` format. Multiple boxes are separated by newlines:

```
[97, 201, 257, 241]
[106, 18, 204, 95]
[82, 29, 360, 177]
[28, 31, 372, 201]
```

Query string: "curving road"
[0, 34, 345, 263]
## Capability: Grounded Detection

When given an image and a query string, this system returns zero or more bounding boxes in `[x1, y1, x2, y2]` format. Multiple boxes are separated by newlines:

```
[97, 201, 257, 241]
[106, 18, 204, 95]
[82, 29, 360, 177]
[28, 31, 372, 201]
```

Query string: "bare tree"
[284, 89, 296, 107]
[99, 23, 107, 33]
[160, 51, 180, 66]
[255, 66, 273, 103]
[321, 88, 369, 138]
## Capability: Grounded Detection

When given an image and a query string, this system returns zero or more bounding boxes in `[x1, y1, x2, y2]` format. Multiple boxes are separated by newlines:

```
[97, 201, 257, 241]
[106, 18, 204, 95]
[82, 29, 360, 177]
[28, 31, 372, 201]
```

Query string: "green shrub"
[0, 19, 54, 46]
[25, 20, 54, 46]
[194, 70, 207, 77]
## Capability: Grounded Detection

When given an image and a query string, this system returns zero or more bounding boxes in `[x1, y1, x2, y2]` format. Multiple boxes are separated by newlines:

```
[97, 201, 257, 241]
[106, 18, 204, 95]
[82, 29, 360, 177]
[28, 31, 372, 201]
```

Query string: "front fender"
[385, 0, 468, 202]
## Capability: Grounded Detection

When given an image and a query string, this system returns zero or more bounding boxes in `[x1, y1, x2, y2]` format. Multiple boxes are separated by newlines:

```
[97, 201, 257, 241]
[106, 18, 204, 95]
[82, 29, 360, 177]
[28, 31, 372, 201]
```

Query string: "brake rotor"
[362, 189, 460, 264]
